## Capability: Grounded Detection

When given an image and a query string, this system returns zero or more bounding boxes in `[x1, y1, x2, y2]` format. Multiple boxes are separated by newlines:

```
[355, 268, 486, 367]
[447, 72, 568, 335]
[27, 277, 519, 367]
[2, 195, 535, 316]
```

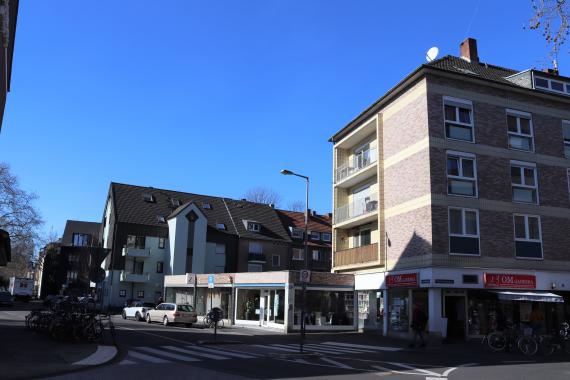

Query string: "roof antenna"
[426, 47, 439, 62]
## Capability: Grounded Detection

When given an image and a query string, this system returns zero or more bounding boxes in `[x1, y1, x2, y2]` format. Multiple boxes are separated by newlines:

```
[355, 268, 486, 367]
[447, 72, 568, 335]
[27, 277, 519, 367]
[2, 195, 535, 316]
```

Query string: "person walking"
[409, 302, 428, 348]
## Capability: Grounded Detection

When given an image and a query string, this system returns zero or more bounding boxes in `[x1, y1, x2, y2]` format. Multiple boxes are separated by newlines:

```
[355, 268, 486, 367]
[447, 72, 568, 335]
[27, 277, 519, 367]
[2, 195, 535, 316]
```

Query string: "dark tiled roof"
[110, 183, 290, 242]
[61, 220, 101, 246]
[276, 209, 331, 248]
[425, 55, 518, 85]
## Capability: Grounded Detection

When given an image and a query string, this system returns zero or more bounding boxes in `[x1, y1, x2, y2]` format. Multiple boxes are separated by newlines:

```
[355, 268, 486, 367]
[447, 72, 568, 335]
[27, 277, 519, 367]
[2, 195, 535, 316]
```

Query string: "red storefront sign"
[386, 273, 418, 288]
[483, 273, 536, 289]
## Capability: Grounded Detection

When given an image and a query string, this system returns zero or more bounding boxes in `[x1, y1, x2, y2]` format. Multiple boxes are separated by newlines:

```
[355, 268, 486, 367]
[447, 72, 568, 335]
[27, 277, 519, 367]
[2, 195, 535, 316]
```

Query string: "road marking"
[118, 359, 136, 365]
[128, 350, 170, 363]
[271, 344, 348, 355]
[386, 362, 442, 377]
[136, 347, 200, 362]
[502, 360, 535, 364]
[117, 326, 195, 345]
[186, 344, 257, 359]
[370, 365, 419, 376]
[323, 342, 401, 352]
[304, 344, 370, 354]
[255, 344, 298, 352]
[162, 345, 228, 360]
[72, 345, 117, 366]
[320, 357, 354, 369]
[442, 367, 457, 377]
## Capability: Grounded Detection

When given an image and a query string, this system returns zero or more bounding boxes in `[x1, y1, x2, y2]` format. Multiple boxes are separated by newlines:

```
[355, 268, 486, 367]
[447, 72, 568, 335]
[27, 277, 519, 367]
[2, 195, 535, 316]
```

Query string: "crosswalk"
[120, 341, 401, 365]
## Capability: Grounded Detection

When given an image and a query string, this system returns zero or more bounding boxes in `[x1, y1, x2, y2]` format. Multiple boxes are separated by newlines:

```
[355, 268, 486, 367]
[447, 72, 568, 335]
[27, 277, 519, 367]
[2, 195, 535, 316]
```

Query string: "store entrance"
[445, 295, 466, 340]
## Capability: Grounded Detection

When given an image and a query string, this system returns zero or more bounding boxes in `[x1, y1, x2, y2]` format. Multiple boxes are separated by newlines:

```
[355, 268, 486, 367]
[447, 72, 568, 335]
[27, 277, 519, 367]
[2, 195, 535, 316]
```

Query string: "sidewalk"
[0, 308, 118, 380]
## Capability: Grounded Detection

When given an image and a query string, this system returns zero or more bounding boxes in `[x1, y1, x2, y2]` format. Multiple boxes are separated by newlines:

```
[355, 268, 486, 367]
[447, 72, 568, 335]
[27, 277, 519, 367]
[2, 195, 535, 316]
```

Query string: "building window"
[157, 215, 166, 224]
[321, 233, 331, 242]
[291, 227, 304, 239]
[534, 75, 570, 96]
[292, 248, 304, 261]
[68, 253, 78, 263]
[446, 151, 477, 197]
[202, 202, 212, 210]
[72, 233, 90, 247]
[511, 161, 538, 204]
[247, 263, 263, 272]
[66, 271, 78, 282]
[216, 223, 227, 231]
[142, 193, 155, 203]
[310, 231, 320, 240]
[272, 255, 280, 267]
[462, 274, 479, 284]
[156, 261, 163, 273]
[137, 290, 145, 299]
[563, 120, 570, 158]
[443, 96, 474, 142]
[170, 198, 181, 207]
[448, 207, 480, 255]
[158, 237, 166, 249]
[127, 235, 145, 249]
[514, 214, 543, 259]
[506, 110, 534, 152]
[247, 221, 261, 232]
[119, 290, 126, 297]
[312, 250, 326, 261]
[248, 242, 262, 254]
[353, 229, 371, 247]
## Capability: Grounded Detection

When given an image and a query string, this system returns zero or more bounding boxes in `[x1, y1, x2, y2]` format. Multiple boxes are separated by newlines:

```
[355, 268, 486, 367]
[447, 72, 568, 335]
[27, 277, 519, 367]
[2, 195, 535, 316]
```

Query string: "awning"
[492, 291, 564, 303]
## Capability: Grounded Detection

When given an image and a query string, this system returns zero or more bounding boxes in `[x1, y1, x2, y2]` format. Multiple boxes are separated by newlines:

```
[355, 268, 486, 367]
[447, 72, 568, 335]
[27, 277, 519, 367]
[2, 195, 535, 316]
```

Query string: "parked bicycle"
[203, 307, 224, 329]
[484, 324, 538, 356]
[538, 322, 570, 356]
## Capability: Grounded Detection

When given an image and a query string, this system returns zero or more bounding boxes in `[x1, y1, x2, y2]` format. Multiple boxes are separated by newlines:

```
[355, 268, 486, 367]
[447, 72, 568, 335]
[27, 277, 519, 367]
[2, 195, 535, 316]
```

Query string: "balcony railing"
[122, 247, 151, 258]
[120, 271, 150, 282]
[336, 147, 377, 183]
[334, 194, 378, 224]
[334, 243, 378, 268]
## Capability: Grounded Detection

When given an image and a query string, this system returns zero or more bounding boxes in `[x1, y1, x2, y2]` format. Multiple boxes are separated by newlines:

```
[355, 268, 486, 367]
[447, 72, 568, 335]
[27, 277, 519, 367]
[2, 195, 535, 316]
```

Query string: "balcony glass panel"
[334, 194, 378, 224]
[336, 147, 377, 183]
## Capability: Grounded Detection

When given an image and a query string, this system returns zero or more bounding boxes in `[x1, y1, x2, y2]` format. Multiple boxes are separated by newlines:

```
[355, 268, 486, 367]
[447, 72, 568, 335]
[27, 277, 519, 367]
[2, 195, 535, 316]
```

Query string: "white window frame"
[446, 150, 478, 197]
[310, 231, 320, 240]
[510, 160, 539, 204]
[563, 120, 570, 158]
[321, 233, 332, 242]
[506, 109, 534, 152]
[513, 214, 543, 260]
[272, 255, 280, 267]
[448, 207, 480, 256]
[247, 221, 261, 232]
[158, 237, 166, 249]
[534, 75, 570, 96]
[443, 96, 475, 143]
[292, 248, 304, 261]
[290, 227, 304, 239]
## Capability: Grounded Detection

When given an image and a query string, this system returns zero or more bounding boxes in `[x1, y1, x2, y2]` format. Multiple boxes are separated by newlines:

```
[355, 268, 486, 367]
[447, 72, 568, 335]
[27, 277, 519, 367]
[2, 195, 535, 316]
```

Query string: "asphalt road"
[42, 315, 570, 380]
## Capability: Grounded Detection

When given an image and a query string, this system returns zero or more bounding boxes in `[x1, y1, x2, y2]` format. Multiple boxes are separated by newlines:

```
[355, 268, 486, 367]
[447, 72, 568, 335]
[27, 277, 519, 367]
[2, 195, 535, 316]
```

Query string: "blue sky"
[0, 1, 568, 238]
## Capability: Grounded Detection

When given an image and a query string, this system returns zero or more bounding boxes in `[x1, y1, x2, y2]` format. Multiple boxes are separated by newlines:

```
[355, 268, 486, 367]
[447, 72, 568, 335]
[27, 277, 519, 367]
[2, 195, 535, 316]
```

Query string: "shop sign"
[208, 274, 215, 289]
[484, 273, 536, 289]
[386, 273, 418, 288]
[185, 273, 196, 285]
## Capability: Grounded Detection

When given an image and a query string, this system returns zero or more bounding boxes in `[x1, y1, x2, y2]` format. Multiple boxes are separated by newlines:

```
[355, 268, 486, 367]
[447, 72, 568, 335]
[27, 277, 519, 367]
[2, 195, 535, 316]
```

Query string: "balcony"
[335, 147, 377, 188]
[248, 253, 266, 263]
[334, 195, 378, 228]
[334, 243, 379, 269]
[120, 271, 150, 282]
[122, 247, 151, 258]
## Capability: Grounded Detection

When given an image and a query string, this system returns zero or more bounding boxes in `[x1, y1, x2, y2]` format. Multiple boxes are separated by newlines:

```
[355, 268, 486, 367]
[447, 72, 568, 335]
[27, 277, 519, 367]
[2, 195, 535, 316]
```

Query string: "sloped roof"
[61, 220, 101, 246]
[276, 209, 331, 248]
[425, 55, 518, 84]
[109, 182, 291, 242]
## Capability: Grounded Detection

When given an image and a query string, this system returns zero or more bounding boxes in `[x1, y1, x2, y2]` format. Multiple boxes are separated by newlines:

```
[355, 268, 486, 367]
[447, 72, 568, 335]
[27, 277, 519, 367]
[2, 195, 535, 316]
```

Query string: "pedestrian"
[409, 302, 428, 348]
[157, 296, 164, 304]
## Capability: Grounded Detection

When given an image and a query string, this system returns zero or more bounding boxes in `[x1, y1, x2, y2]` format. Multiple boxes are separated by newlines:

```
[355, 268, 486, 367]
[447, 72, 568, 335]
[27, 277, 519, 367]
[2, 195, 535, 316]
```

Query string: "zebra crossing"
[120, 341, 401, 365]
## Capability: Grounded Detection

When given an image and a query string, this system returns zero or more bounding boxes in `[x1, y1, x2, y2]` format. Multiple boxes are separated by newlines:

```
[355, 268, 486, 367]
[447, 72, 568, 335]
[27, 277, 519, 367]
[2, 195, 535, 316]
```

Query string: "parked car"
[145, 303, 197, 327]
[0, 291, 13, 306]
[122, 301, 156, 321]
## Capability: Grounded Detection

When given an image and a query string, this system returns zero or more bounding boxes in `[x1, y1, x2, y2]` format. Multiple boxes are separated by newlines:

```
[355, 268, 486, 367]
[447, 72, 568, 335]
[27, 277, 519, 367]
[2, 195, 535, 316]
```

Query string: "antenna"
[426, 47, 439, 62]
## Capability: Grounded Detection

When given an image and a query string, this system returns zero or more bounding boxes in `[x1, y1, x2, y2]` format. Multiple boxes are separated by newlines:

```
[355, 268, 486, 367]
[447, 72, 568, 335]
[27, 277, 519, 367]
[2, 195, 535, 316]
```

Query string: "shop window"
[446, 151, 477, 197]
[388, 289, 409, 333]
[294, 289, 354, 326]
[511, 161, 538, 204]
[443, 96, 474, 142]
[513, 214, 543, 259]
[506, 110, 534, 152]
[236, 289, 260, 320]
[448, 207, 480, 255]
[268, 289, 285, 324]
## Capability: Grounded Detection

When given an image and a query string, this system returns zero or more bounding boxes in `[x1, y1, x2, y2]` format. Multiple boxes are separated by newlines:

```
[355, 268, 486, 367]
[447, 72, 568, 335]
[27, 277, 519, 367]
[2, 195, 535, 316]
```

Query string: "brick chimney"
[460, 37, 479, 63]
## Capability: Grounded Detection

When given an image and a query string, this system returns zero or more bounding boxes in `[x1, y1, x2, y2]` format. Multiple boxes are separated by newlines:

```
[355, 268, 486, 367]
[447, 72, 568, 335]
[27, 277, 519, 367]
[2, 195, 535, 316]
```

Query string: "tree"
[287, 200, 305, 212]
[243, 187, 282, 207]
[0, 163, 43, 276]
[528, 0, 570, 61]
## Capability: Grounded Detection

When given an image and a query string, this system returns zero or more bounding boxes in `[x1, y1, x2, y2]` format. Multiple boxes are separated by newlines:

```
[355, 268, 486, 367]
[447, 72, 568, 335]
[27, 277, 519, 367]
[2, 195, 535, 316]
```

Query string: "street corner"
[72, 345, 118, 366]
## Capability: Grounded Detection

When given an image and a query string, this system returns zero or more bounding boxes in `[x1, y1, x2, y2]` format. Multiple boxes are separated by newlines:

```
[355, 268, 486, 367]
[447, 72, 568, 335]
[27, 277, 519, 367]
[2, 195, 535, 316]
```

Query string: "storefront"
[355, 272, 385, 332]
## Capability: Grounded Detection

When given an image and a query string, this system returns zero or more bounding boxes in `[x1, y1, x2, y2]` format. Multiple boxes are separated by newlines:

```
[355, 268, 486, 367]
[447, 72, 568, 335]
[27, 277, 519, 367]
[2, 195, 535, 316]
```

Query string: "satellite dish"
[426, 47, 439, 62]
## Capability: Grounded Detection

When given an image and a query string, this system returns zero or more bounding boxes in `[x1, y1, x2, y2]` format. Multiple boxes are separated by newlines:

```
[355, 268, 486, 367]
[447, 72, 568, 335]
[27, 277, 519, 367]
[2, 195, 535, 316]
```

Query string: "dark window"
[157, 215, 166, 224]
[321, 233, 332, 242]
[72, 233, 90, 247]
[202, 202, 212, 209]
[119, 290, 126, 297]
[514, 214, 542, 259]
[137, 290, 144, 298]
[171, 198, 181, 207]
[247, 222, 261, 232]
[534, 77, 549, 88]
[551, 81, 564, 92]
[127, 235, 145, 249]
[462, 275, 479, 284]
[157, 261, 163, 273]
[448, 208, 480, 255]
[142, 193, 155, 203]
[272, 255, 280, 267]
[443, 98, 474, 142]
[216, 223, 227, 230]
[158, 238, 165, 249]
[310, 231, 320, 240]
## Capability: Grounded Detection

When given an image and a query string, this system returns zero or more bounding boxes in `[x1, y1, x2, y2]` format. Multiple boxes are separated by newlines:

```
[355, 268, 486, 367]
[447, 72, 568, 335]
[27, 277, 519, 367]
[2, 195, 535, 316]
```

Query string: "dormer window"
[534, 75, 570, 96]
[170, 198, 181, 207]
[157, 215, 166, 224]
[310, 231, 320, 240]
[216, 223, 227, 231]
[290, 227, 304, 239]
[247, 221, 261, 232]
[202, 202, 212, 210]
[142, 193, 155, 203]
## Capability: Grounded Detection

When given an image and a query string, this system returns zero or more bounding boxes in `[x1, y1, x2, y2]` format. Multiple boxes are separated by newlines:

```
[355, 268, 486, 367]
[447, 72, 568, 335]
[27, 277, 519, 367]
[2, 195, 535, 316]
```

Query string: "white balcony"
[335, 148, 378, 188]
[122, 247, 151, 258]
[334, 195, 379, 228]
[120, 271, 150, 283]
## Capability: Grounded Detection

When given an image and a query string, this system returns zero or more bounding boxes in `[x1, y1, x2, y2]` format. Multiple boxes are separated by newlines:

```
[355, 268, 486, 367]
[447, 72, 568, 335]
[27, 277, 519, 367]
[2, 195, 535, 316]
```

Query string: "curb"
[72, 345, 118, 366]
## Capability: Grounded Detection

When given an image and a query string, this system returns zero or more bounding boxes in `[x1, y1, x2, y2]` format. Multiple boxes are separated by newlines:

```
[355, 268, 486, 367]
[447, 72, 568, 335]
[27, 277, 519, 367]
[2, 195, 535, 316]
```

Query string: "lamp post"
[280, 169, 309, 353]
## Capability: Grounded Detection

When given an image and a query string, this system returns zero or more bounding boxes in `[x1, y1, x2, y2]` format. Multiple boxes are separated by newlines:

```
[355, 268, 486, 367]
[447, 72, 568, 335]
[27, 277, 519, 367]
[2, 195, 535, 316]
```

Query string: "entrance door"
[445, 295, 466, 340]
[260, 293, 268, 326]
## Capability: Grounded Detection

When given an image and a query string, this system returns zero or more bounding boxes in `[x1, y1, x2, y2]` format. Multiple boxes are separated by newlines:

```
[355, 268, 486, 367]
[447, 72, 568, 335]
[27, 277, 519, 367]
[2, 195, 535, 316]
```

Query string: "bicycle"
[485, 324, 537, 356]
[539, 322, 570, 356]
[203, 308, 224, 329]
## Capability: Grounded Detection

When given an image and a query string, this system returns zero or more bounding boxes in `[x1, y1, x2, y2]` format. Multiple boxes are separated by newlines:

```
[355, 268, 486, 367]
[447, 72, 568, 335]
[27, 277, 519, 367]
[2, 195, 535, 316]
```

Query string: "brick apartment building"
[330, 38, 570, 339]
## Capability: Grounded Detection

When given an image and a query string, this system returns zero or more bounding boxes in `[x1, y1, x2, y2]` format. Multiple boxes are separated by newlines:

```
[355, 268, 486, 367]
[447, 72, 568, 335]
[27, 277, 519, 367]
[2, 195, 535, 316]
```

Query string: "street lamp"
[280, 169, 309, 353]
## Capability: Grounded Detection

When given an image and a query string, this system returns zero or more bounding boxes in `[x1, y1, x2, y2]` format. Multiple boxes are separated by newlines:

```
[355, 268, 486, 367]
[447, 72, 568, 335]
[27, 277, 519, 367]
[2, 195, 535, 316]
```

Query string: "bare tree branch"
[243, 187, 282, 207]
[287, 200, 305, 212]
[528, 0, 570, 61]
